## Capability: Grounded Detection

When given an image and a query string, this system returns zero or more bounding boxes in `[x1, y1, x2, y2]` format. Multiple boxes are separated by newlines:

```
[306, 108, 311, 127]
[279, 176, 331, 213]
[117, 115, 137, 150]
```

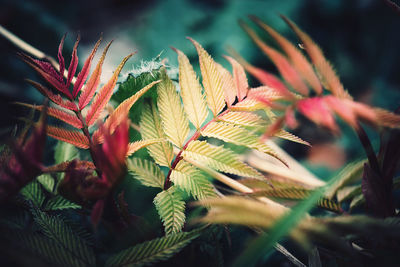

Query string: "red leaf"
[58, 33, 66, 76]
[47, 126, 90, 149]
[249, 15, 322, 95]
[91, 199, 105, 228]
[78, 41, 113, 110]
[323, 96, 357, 128]
[72, 37, 102, 98]
[26, 80, 77, 111]
[240, 20, 308, 96]
[66, 35, 80, 90]
[297, 97, 338, 132]
[16, 102, 83, 129]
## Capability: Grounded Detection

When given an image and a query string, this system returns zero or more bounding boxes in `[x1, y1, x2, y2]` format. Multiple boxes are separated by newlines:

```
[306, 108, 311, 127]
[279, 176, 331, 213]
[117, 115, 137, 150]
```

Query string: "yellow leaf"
[174, 48, 209, 129]
[188, 38, 225, 116]
[157, 72, 190, 148]
[215, 63, 236, 107]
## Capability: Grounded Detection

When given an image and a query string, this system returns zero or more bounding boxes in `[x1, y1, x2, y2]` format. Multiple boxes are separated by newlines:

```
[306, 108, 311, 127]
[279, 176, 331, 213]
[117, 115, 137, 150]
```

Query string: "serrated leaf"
[202, 121, 284, 163]
[336, 185, 361, 203]
[188, 38, 225, 116]
[157, 73, 189, 148]
[174, 48, 209, 129]
[281, 16, 347, 98]
[140, 103, 174, 167]
[16, 103, 83, 129]
[273, 129, 310, 146]
[93, 80, 160, 143]
[20, 181, 45, 207]
[216, 63, 236, 107]
[154, 186, 186, 235]
[86, 53, 134, 126]
[47, 126, 90, 149]
[171, 160, 216, 200]
[224, 55, 248, 101]
[45, 195, 81, 211]
[240, 20, 308, 96]
[127, 157, 164, 189]
[78, 41, 112, 110]
[183, 140, 262, 178]
[249, 15, 322, 94]
[126, 139, 164, 157]
[349, 194, 365, 211]
[105, 229, 200, 267]
[31, 209, 95, 266]
[218, 111, 264, 128]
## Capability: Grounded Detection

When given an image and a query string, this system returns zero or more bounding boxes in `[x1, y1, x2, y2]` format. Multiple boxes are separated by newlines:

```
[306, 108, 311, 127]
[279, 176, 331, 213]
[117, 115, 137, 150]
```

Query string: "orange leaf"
[16, 103, 83, 129]
[250, 15, 322, 94]
[78, 41, 113, 110]
[92, 80, 160, 143]
[72, 36, 102, 98]
[86, 52, 134, 126]
[47, 126, 90, 149]
[281, 15, 348, 98]
[43, 160, 96, 173]
[240, 20, 308, 96]
[224, 55, 248, 101]
[66, 35, 80, 89]
[26, 80, 77, 111]
[373, 108, 400, 128]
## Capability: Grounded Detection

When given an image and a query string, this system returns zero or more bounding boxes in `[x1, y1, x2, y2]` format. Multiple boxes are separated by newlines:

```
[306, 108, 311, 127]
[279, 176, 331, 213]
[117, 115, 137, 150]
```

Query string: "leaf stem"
[355, 123, 381, 175]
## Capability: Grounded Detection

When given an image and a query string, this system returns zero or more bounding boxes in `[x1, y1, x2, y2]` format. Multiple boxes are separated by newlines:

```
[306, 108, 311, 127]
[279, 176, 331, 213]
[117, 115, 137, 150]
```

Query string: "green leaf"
[37, 174, 55, 193]
[157, 72, 190, 148]
[183, 140, 263, 178]
[31, 209, 95, 266]
[54, 141, 79, 164]
[171, 161, 216, 200]
[105, 229, 201, 267]
[44, 195, 81, 211]
[20, 181, 45, 207]
[140, 103, 174, 167]
[154, 186, 186, 235]
[127, 157, 165, 189]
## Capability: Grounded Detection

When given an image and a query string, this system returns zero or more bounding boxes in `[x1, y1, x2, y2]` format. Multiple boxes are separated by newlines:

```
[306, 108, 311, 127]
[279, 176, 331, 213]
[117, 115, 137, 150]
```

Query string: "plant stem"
[355, 123, 381, 175]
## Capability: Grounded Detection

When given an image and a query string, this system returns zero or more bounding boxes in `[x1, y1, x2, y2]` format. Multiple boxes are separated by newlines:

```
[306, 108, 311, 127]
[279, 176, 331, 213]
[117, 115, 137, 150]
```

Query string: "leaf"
[126, 139, 164, 157]
[249, 15, 322, 94]
[140, 103, 174, 167]
[157, 72, 190, 148]
[201, 121, 284, 164]
[224, 56, 248, 101]
[171, 160, 216, 200]
[47, 126, 90, 149]
[92, 80, 160, 143]
[240, 20, 308, 96]
[188, 38, 225, 116]
[217, 111, 265, 128]
[297, 97, 338, 132]
[16, 103, 83, 129]
[127, 157, 164, 189]
[26, 80, 77, 111]
[183, 140, 262, 178]
[31, 209, 95, 266]
[20, 181, 45, 207]
[37, 174, 55, 193]
[54, 141, 80, 164]
[86, 53, 134, 126]
[66, 35, 80, 90]
[72, 37, 102, 98]
[105, 229, 201, 267]
[45, 195, 81, 211]
[281, 16, 348, 98]
[273, 129, 310, 146]
[216, 62, 236, 107]
[154, 186, 186, 235]
[78, 41, 112, 110]
[174, 47, 209, 129]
